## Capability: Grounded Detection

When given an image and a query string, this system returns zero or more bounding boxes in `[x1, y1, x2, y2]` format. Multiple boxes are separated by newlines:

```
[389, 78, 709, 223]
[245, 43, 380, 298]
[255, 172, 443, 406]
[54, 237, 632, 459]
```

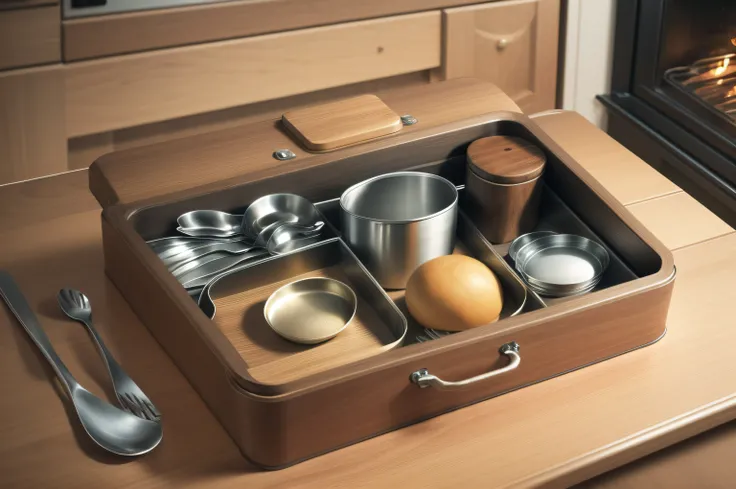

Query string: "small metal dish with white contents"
[263, 277, 357, 345]
[514, 234, 610, 297]
[507, 231, 557, 262]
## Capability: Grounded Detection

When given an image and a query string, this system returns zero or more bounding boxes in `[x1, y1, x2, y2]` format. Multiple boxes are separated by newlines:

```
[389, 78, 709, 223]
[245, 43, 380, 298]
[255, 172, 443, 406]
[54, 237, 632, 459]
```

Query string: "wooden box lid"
[467, 135, 546, 184]
[89, 79, 525, 208]
[282, 94, 402, 151]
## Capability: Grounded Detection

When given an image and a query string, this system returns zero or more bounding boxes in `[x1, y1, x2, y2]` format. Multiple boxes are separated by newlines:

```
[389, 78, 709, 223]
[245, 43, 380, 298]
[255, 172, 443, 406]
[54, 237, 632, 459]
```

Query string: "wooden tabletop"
[1, 110, 735, 488]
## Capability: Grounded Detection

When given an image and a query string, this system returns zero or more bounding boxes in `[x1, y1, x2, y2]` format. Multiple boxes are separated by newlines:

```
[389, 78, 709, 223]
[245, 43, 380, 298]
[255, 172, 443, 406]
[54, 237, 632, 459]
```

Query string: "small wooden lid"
[282, 94, 402, 151]
[467, 136, 546, 184]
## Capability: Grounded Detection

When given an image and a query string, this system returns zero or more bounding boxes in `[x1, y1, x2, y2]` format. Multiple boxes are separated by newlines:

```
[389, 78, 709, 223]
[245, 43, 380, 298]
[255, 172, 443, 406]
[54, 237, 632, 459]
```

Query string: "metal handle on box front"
[410, 342, 520, 390]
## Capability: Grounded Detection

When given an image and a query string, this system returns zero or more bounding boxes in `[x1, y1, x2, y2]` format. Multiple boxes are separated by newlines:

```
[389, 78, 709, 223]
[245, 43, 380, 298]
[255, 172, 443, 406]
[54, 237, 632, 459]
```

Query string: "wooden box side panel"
[236, 280, 673, 468]
[101, 215, 266, 459]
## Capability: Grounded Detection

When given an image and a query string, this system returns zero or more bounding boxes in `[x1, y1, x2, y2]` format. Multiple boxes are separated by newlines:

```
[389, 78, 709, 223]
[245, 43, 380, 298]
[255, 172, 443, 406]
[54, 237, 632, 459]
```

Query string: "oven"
[63, 0, 231, 18]
[599, 0, 736, 226]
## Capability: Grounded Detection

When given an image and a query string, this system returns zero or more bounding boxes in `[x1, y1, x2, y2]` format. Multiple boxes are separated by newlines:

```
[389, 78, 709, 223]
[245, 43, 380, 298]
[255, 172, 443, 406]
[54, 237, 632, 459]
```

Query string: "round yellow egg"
[406, 255, 503, 332]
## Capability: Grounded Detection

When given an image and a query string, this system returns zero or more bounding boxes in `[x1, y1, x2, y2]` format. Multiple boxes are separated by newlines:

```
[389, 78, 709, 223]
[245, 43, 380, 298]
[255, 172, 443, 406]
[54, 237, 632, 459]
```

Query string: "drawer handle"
[410, 342, 520, 390]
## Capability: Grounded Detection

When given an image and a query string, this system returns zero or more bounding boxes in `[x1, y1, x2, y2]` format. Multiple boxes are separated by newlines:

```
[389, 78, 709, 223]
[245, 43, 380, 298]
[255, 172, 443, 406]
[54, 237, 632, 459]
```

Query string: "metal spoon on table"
[0, 272, 162, 456]
[58, 289, 161, 422]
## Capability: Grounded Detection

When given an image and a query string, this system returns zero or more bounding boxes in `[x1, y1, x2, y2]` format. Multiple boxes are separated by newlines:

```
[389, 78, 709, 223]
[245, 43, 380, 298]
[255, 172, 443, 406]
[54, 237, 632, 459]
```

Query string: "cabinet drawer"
[65, 12, 441, 137]
[0, 5, 60, 70]
[441, 0, 560, 113]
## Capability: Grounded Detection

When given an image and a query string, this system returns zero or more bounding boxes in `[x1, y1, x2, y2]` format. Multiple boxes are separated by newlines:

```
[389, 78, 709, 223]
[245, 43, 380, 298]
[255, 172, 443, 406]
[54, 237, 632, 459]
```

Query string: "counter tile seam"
[621, 188, 683, 208]
[666, 229, 736, 253]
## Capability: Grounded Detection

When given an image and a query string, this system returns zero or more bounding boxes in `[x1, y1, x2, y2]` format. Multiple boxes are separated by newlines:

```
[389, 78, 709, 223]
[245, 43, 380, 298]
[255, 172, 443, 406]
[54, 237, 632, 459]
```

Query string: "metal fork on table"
[57, 288, 161, 422]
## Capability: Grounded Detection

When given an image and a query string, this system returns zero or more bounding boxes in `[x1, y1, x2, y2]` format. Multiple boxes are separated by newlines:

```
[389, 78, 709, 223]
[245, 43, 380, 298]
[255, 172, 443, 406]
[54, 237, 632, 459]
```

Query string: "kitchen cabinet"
[61, 0, 508, 61]
[0, 1, 57, 9]
[0, 65, 67, 183]
[0, 5, 60, 70]
[0, 0, 563, 185]
[440, 0, 560, 113]
[64, 12, 441, 136]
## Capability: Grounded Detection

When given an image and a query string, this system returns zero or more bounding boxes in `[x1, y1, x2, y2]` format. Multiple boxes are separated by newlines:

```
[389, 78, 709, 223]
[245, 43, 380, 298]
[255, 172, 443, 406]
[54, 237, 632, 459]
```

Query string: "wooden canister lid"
[467, 136, 546, 184]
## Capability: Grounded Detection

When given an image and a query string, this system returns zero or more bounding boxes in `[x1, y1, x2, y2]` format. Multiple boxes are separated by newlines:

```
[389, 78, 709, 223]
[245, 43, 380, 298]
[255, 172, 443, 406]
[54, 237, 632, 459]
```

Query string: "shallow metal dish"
[519, 269, 598, 298]
[197, 238, 407, 352]
[508, 231, 557, 262]
[515, 234, 609, 297]
[264, 277, 357, 344]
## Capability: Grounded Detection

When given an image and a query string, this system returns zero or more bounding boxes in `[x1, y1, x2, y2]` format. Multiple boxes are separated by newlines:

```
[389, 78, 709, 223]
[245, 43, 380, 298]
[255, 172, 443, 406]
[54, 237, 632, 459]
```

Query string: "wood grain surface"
[0, 65, 67, 184]
[0, 168, 733, 487]
[282, 95, 402, 151]
[467, 135, 546, 183]
[580, 421, 736, 488]
[0, 0, 56, 10]
[61, 0, 505, 61]
[0, 5, 60, 70]
[65, 12, 441, 137]
[213, 265, 398, 385]
[68, 72, 428, 171]
[90, 79, 523, 207]
[465, 164, 542, 243]
[440, 0, 560, 113]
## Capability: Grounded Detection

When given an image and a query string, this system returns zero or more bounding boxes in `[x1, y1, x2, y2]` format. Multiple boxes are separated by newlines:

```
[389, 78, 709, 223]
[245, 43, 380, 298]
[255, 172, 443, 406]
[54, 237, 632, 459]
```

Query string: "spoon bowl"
[73, 387, 163, 456]
[177, 210, 242, 237]
[243, 194, 322, 238]
[176, 226, 240, 238]
[265, 222, 325, 254]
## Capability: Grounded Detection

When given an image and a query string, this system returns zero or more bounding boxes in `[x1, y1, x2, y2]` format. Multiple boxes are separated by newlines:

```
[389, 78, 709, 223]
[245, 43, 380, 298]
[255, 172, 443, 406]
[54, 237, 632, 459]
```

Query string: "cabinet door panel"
[0, 65, 67, 184]
[65, 12, 441, 137]
[0, 5, 60, 70]
[442, 0, 560, 113]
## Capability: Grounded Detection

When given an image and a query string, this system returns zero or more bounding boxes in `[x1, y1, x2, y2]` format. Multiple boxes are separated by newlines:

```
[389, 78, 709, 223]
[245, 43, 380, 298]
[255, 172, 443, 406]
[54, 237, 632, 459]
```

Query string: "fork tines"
[120, 393, 161, 422]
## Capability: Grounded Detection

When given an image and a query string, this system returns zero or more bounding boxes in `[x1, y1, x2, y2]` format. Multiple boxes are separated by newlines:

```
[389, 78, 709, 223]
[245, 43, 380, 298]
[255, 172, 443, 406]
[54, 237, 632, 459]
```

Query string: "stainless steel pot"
[340, 172, 458, 289]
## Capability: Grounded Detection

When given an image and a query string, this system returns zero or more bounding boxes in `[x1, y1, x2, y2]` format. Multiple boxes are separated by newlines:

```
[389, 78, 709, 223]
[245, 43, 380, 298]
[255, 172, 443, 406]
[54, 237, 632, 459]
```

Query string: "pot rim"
[339, 171, 459, 225]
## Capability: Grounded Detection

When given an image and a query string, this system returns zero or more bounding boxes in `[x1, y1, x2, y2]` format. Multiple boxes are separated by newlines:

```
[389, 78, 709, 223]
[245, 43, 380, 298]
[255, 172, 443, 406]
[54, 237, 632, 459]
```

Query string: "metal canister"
[340, 172, 458, 289]
[465, 135, 546, 244]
